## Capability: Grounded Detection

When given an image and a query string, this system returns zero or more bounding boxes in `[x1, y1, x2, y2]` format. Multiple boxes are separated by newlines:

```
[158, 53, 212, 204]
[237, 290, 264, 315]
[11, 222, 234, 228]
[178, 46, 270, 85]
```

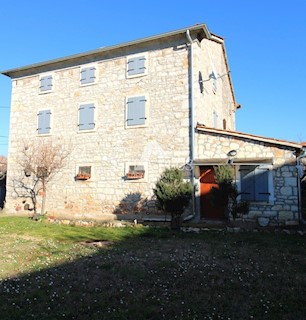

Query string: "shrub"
[153, 167, 193, 228]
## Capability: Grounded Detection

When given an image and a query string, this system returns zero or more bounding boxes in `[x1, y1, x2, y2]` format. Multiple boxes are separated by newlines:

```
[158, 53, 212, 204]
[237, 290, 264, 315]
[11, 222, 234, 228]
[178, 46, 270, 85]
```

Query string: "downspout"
[185, 30, 196, 221]
[297, 148, 306, 223]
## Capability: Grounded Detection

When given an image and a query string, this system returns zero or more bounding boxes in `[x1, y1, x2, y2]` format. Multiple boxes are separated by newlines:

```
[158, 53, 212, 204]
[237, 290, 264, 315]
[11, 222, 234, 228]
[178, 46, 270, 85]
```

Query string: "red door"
[200, 166, 226, 220]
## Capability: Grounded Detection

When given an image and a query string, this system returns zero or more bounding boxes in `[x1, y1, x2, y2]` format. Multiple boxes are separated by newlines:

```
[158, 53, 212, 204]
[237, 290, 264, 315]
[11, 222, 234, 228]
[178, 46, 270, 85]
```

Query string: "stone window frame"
[125, 94, 149, 129]
[125, 162, 148, 183]
[36, 108, 53, 136]
[75, 164, 93, 181]
[126, 52, 148, 79]
[77, 101, 97, 133]
[39, 73, 54, 94]
[236, 164, 275, 204]
[79, 64, 97, 86]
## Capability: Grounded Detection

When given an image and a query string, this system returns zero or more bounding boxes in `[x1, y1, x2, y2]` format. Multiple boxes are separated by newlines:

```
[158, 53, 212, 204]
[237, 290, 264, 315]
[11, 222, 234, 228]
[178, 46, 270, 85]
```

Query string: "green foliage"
[212, 165, 249, 220]
[213, 164, 234, 183]
[153, 167, 193, 215]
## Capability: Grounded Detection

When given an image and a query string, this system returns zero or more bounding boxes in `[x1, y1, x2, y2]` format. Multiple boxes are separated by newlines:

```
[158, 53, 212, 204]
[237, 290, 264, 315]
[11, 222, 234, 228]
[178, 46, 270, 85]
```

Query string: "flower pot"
[127, 172, 144, 180]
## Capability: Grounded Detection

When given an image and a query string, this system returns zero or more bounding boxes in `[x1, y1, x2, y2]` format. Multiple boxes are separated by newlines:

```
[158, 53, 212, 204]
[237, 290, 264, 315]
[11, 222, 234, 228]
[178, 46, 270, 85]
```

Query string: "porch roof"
[196, 125, 303, 150]
[193, 158, 274, 166]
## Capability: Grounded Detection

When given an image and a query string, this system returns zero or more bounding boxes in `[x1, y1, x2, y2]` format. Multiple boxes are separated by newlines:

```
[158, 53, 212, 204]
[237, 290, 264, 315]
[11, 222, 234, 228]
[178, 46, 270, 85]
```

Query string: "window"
[78, 103, 95, 131]
[37, 109, 51, 135]
[80, 66, 96, 85]
[125, 163, 147, 181]
[127, 54, 147, 78]
[239, 165, 273, 202]
[39, 75, 53, 92]
[213, 111, 218, 128]
[223, 119, 227, 130]
[126, 96, 148, 127]
[76, 166, 91, 180]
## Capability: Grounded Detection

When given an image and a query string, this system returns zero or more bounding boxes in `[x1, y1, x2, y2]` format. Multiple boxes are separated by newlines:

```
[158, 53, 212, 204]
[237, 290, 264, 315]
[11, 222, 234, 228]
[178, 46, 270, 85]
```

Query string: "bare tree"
[13, 140, 70, 219]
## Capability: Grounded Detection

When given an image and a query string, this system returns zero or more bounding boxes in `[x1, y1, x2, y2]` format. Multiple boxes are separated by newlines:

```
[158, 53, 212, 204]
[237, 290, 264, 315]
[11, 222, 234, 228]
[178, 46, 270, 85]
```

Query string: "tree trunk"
[40, 179, 46, 216]
[171, 213, 182, 230]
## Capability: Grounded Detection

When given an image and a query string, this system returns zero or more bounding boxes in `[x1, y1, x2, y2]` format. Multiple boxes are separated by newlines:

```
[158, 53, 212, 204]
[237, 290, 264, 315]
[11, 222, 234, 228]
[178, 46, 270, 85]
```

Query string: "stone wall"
[196, 132, 299, 222]
[5, 33, 235, 219]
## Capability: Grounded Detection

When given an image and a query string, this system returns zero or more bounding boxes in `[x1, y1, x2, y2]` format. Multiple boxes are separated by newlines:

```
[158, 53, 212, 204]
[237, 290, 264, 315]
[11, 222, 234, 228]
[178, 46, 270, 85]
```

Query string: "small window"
[126, 96, 147, 127]
[239, 165, 272, 202]
[127, 165, 145, 180]
[223, 119, 227, 130]
[76, 166, 91, 180]
[127, 54, 148, 78]
[37, 110, 51, 135]
[213, 111, 218, 128]
[80, 66, 96, 85]
[39, 75, 53, 92]
[78, 103, 95, 131]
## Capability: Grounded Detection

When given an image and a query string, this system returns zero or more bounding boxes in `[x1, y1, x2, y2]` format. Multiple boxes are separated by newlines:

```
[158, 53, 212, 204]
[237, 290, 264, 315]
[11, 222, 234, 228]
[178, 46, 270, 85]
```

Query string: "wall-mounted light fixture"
[227, 150, 237, 157]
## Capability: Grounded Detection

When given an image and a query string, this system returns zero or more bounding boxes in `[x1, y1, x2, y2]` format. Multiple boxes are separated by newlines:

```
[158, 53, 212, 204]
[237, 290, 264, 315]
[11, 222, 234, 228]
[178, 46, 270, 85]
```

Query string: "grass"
[0, 216, 305, 319]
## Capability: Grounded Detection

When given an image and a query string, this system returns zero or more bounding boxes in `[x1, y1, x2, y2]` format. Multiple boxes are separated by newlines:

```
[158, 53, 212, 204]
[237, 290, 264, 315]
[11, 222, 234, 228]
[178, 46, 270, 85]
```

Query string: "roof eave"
[1, 23, 211, 78]
[196, 125, 303, 150]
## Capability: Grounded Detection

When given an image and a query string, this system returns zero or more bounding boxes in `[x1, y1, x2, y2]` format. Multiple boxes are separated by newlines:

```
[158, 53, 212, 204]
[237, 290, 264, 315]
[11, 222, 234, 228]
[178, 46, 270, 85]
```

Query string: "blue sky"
[0, 0, 306, 156]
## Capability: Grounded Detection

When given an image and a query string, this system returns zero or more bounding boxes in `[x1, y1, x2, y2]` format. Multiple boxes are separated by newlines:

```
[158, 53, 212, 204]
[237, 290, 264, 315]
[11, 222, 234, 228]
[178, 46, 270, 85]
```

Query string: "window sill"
[80, 82, 97, 87]
[39, 90, 53, 95]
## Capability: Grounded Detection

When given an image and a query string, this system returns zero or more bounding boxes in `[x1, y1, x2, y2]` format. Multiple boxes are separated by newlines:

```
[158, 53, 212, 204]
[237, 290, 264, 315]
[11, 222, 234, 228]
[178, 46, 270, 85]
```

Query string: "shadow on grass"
[0, 224, 305, 320]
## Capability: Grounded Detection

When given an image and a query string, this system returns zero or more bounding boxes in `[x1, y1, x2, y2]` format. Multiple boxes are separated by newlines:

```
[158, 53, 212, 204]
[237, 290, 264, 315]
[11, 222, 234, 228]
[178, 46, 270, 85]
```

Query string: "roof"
[0, 23, 239, 110]
[0, 24, 211, 78]
[196, 125, 303, 149]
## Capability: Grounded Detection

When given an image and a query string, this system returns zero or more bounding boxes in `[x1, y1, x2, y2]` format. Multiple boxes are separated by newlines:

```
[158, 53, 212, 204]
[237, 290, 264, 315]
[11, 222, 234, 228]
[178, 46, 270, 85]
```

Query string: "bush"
[212, 165, 249, 220]
[153, 167, 193, 228]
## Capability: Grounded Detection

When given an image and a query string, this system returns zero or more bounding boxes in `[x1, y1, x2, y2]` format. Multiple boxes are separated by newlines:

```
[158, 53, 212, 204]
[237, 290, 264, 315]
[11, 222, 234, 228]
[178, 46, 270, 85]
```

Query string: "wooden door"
[200, 166, 226, 220]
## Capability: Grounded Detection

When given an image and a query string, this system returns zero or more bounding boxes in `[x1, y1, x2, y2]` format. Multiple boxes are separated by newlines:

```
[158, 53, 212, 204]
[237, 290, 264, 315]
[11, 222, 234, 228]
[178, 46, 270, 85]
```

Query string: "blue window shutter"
[127, 96, 146, 126]
[79, 104, 95, 130]
[127, 58, 136, 76]
[80, 67, 95, 84]
[40, 76, 52, 91]
[240, 166, 255, 201]
[254, 167, 269, 201]
[127, 56, 146, 76]
[37, 110, 51, 134]
[46, 76, 53, 90]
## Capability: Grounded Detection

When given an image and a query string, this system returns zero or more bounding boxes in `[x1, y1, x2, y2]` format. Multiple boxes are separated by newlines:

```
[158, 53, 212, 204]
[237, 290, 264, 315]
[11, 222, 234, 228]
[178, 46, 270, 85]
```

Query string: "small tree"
[153, 167, 193, 229]
[13, 140, 70, 219]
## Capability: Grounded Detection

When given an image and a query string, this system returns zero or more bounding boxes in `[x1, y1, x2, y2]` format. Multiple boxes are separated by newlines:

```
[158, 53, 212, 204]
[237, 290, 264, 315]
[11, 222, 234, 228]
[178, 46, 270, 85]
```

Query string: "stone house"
[1, 24, 305, 224]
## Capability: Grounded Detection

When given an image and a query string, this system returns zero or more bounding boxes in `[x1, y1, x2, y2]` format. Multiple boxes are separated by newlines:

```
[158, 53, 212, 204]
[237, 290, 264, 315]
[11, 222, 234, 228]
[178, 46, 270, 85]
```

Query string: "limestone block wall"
[194, 39, 236, 131]
[196, 132, 299, 221]
[6, 38, 196, 218]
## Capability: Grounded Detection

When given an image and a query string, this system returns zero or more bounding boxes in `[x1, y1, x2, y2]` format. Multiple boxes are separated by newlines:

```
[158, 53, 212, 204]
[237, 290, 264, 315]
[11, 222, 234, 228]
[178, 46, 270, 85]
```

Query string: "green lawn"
[0, 216, 305, 319]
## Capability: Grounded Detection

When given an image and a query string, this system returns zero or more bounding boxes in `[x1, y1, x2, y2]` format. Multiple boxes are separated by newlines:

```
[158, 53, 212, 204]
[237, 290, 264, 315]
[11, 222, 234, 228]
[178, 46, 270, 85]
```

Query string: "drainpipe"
[297, 148, 306, 223]
[185, 29, 196, 221]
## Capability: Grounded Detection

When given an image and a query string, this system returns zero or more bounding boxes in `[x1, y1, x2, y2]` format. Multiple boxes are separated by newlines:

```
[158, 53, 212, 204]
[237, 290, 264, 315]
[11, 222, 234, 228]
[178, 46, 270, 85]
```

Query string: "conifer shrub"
[153, 167, 193, 229]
